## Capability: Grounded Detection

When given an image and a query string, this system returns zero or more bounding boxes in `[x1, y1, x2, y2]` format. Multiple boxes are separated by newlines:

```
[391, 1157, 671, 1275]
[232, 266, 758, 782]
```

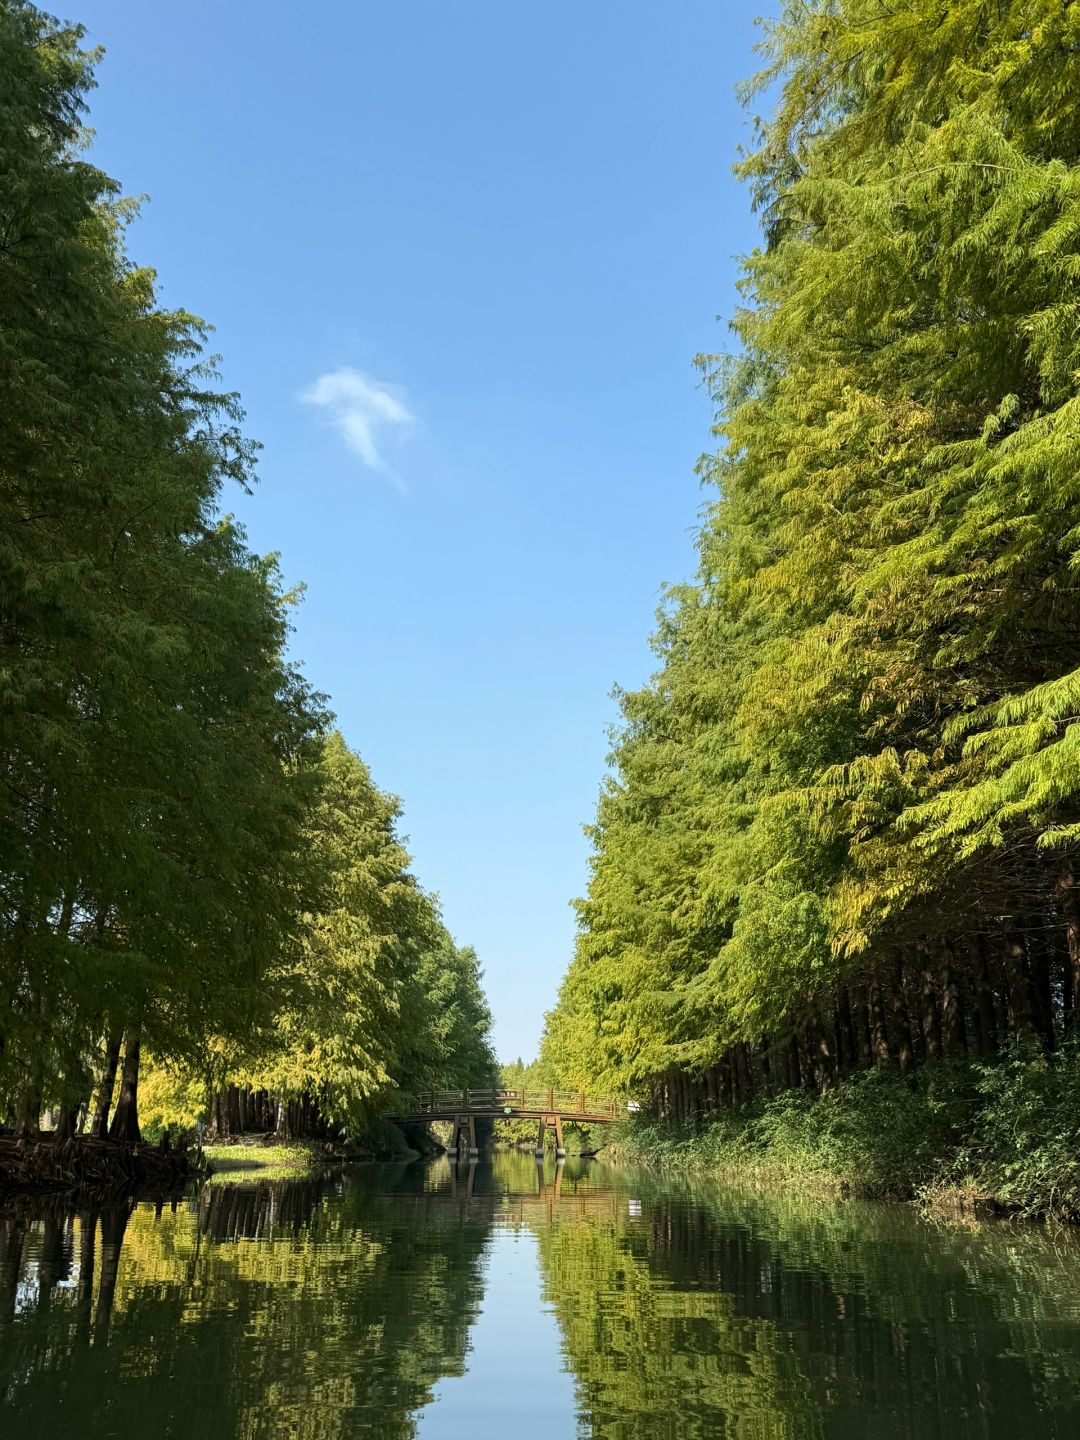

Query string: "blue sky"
[75, 1, 768, 1061]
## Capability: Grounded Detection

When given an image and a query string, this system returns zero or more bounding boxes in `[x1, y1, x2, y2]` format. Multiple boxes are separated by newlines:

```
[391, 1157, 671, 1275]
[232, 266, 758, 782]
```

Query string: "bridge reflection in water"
[396, 1152, 621, 1229]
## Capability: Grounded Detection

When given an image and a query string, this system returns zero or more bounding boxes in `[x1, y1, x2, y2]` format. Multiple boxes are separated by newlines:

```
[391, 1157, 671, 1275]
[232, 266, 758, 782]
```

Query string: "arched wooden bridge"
[391, 1088, 619, 1158]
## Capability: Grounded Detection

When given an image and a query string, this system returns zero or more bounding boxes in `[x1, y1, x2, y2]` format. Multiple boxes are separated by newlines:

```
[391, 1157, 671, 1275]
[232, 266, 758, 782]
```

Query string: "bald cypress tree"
[0, 2, 325, 1132]
[545, 1, 1080, 1118]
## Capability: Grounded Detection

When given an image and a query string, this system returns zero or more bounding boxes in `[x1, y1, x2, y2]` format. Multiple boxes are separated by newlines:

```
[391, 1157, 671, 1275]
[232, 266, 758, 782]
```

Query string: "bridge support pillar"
[536, 1114, 567, 1158]
[451, 1113, 478, 1159]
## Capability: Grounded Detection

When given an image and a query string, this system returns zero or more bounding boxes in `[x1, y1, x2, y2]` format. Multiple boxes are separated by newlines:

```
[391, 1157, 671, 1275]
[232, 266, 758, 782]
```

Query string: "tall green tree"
[0, 1, 323, 1134]
[545, 0, 1080, 1118]
[214, 733, 496, 1136]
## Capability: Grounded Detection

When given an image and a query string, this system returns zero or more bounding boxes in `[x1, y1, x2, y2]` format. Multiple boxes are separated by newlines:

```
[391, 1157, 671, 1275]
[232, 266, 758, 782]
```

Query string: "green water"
[3, 1154, 1080, 1438]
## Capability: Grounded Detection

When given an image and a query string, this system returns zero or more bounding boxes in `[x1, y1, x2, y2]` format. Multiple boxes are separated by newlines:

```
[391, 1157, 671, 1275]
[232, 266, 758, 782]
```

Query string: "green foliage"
[955, 1044, 1080, 1217]
[232, 731, 497, 1126]
[139, 730, 497, 1135]
[494, 1056, 563, 1146]
[540, 0, 1080, 1153]
[0, 4, 494, 1139]
[613, 1048, 1080, 1216]
[0, 0, 327, 1115]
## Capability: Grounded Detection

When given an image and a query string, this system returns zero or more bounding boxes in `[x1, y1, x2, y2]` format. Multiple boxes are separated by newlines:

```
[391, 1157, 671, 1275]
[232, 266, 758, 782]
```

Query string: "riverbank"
[0, 1133, 196, 1195]
[602, 1047, 1080, 1222]
[202, 1118, 439, 1180]
[0, 1114, 435, 1196]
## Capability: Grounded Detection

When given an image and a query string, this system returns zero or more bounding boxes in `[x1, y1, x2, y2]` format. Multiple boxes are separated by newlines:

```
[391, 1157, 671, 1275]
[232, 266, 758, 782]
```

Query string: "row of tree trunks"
[208, 1085, 331, 1141]
[3, 1029, 142, 1144]
[652, 917, 1080, 1121]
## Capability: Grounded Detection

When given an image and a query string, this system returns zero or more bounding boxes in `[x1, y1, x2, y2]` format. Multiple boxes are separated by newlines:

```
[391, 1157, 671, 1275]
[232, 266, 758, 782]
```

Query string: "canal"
[3, 1153, 1080, 1437]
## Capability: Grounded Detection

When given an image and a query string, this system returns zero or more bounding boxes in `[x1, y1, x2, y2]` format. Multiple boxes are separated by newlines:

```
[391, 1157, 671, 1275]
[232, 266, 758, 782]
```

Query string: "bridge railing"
[408, 1088, 618, 1118]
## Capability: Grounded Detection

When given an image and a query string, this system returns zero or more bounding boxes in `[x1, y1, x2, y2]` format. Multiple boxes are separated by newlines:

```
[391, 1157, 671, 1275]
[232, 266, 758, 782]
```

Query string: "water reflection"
[1, 1156, 1079, 1437]
[0, 1169, 490, 1439]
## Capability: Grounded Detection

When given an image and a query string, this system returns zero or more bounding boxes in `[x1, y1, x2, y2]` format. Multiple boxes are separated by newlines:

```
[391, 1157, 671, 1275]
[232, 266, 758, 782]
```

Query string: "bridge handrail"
[406, 1087, 618, 1118]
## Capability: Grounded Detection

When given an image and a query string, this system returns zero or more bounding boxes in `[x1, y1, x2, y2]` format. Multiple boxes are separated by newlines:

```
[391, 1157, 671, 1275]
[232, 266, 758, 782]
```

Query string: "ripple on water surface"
[3, 1153, 1080, 1438]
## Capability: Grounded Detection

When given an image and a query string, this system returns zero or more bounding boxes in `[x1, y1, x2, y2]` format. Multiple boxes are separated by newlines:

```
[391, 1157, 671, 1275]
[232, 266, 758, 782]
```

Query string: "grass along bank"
[201, 1118, 434, 1181]
[202, 1144, 326, 1181]
[602, 1046, 1080, 1222]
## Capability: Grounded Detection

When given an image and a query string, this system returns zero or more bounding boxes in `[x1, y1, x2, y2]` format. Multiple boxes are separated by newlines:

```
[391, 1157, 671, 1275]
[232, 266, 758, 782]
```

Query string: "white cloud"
[300, 367, 412, 479]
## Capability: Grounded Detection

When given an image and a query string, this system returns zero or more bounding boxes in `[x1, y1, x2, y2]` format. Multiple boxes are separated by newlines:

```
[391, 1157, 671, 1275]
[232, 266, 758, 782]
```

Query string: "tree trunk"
[108, 1030, 142, 1144]
[785, 1034, 801, 1091]
[15, 1083, 41, 1138]
[919, 954, 943, 1061]
[853, 984, 874, 1068]
[940, 944, 968, 1058]
[1002, 931, 1039, 1046]
[735, 1045, 753, 1106]
[275, 1088, 289, 1138]
[1027, 923, 1057, 1052]
[1057, 858, 1080, 1036]
[55, 1101, 82, 1141]
[809, 1018, 835, 1093]
[720, 1052, 735, 1108]
[973, 936, 999, 1055]
[1062, 940, 1075, 1040]
[799, 1028, 817, 1091]
[90, 1033, 122, 1140]
[838, 988, 858, 1073]
[890, 960, 915, 1072]
[868, 977, 890, 1067]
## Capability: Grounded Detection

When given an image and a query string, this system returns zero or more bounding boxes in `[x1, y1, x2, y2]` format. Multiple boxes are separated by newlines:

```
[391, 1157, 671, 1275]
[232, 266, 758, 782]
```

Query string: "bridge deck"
[392, 1087, 618, 1125]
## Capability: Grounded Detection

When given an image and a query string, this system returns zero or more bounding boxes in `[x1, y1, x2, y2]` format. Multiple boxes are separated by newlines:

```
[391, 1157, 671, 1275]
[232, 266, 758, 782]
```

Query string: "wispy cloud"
[300, 367, 412, 482]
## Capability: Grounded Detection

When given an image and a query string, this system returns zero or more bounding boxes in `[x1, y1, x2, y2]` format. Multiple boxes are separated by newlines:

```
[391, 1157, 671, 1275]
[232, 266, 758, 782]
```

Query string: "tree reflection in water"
[2, 1158, 1080, 1438]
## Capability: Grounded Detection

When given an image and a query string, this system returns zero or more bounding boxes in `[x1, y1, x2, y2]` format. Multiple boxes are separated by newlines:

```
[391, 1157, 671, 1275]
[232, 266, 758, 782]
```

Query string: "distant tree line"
[0, 2, 494, 1144]
[542, 0, 1080, 1121]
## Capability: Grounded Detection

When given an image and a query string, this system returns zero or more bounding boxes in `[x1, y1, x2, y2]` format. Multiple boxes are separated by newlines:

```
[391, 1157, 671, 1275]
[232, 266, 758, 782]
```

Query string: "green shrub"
[962, 1044, 1080, 1218]
[612, 1050, 1080, 1216]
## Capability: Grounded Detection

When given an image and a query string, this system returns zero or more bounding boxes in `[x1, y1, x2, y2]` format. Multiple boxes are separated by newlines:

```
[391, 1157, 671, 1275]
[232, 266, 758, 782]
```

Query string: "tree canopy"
[0, 1, 494, 1143]
[543, 0, 1080, 1117]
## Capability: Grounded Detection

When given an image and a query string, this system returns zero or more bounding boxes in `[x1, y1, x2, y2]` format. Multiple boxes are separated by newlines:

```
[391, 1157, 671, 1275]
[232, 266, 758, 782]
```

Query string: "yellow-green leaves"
[543, 0, 1080, 1100]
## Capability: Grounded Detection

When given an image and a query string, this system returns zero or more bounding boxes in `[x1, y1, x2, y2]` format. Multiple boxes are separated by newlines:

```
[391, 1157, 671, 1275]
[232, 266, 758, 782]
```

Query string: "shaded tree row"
[542, 0, 1080, 1120]
[0, 3, 494, 1152]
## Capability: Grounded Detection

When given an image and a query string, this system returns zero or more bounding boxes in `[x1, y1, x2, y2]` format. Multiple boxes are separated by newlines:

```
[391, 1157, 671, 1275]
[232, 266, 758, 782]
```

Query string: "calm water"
[3, 1155, 1080, 1438]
